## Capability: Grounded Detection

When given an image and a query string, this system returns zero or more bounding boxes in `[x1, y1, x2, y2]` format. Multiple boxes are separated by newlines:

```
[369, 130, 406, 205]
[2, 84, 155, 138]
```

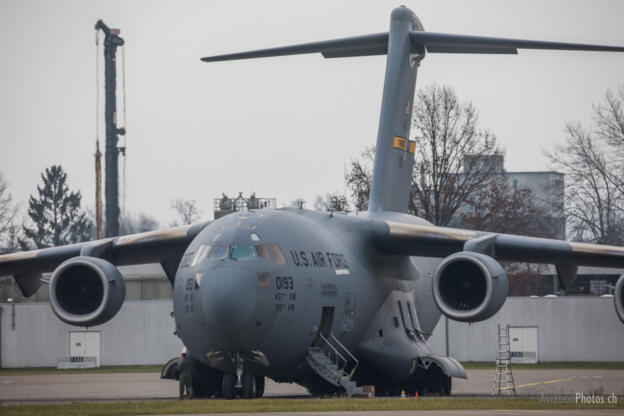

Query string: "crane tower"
[95, 20, 125, 237]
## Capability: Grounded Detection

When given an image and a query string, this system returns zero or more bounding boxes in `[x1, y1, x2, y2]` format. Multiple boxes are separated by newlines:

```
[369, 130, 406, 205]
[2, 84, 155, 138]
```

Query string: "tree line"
[0, 166, 203, 253]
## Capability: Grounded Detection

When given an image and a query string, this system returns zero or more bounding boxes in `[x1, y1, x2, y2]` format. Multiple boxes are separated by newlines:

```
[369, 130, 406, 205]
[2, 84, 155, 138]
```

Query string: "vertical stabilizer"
[368, 7, 423, 213]
[200, 7, 624, 215]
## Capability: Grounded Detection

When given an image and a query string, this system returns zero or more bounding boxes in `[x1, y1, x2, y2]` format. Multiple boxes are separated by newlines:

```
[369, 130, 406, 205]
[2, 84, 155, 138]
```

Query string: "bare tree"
[347, 85, 525, 227]
[547, 86, 624, 245]
[171, 198, 203, 225]
[346, 146, 374, 211]
[0, 173, 20, 253]
[458, 177, 545, 236]
[594, 85, 624, 195]
[120, 212, 160, 234]
[594, 85, 624, 152]
[314, 193, 349, 212]
[410, 85, 503, 226]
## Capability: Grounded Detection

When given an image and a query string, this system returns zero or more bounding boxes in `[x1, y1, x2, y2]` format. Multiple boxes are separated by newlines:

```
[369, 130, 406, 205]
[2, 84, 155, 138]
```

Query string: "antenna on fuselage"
[201, 6, 624, 214]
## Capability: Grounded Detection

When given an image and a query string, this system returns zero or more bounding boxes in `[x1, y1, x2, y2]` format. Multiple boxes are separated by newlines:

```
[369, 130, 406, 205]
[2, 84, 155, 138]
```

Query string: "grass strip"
[1, 397, 622, 416]
[0, 365, 161, 376]
[461, 361, 624, 370]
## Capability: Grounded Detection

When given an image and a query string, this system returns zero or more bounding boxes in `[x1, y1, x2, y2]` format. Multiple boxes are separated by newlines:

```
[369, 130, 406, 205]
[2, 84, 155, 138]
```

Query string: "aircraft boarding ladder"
[492, 323, 517, 396]
[305, 332, 363, 397]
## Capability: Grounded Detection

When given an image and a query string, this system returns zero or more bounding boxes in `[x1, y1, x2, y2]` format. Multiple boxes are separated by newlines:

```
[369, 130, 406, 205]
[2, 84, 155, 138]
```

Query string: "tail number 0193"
[275, 276, 294, 290]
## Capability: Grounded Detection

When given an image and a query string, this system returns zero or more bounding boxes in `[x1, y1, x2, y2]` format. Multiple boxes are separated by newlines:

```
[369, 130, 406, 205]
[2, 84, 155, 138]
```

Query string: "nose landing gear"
[221, 353, 265, 399]
[221, 373, 265, 398]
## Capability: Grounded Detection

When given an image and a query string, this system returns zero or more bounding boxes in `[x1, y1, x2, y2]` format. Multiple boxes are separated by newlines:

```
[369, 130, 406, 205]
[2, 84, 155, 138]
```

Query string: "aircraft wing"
[0, 222, 209, 297]
[372, 219, 624, 285]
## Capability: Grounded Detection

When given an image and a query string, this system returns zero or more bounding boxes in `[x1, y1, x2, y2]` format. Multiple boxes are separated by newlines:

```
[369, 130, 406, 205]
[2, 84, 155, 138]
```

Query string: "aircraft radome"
[2, 6, 624, 399]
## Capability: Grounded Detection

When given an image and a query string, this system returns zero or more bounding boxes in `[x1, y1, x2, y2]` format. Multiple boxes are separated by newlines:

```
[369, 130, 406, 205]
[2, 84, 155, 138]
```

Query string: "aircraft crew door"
[313, 306, 334, 346]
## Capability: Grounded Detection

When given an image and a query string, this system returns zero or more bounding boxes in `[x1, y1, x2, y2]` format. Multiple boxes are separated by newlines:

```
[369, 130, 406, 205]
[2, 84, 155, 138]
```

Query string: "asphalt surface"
[0, 369, 623, 404]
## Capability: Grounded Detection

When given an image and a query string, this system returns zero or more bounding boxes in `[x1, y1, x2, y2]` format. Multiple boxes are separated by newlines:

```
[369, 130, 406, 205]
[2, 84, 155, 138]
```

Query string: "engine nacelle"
[49, 256, 125, 327]
[432, 251, 508, 322]
[615, 274, 624, 324]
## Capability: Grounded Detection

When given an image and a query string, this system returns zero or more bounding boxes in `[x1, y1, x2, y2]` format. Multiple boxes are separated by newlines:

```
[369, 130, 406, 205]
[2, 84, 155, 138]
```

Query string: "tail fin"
[201, 7, 624, 214]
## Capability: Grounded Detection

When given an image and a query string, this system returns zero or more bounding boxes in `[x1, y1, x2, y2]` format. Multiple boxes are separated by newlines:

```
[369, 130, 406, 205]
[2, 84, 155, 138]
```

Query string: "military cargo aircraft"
[1, 6, 624, 399]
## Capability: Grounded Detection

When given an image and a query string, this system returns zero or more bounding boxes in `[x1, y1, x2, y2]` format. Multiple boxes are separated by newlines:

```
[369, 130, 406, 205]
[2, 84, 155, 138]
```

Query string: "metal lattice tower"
[492, 323, 516, 396]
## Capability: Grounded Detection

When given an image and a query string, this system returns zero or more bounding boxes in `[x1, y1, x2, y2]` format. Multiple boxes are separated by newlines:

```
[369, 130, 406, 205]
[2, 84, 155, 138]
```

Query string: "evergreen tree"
[20, 165, 91, 249]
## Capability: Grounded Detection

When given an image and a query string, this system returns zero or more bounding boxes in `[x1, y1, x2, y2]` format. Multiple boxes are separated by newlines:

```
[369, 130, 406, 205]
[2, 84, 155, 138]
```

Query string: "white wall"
[427, 297, 624, 362]
[1, 297, 622, 368]
[0, 300, 182, 368]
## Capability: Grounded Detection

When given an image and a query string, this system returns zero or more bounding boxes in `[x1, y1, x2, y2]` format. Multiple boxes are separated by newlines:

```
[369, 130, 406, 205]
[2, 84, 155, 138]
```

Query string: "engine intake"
[433, 251, 508, 322]
[49, 256, 125, 327]
[615, 274, 624, 324]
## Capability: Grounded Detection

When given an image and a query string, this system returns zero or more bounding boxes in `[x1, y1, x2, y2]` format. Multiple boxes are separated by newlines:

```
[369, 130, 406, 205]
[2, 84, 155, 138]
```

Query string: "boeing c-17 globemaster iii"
[1, 6, 624, 399]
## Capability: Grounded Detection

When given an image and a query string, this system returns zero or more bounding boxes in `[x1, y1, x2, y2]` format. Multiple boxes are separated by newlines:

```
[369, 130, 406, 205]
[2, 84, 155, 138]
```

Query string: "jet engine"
[615, 274, 624, 324]
[432, 252, 508, 323]
[49, 256, 125, 327]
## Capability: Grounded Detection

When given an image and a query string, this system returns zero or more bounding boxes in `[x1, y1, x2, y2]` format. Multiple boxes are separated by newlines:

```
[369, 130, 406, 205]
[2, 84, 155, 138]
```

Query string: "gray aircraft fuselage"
[173, 207, 441, 386]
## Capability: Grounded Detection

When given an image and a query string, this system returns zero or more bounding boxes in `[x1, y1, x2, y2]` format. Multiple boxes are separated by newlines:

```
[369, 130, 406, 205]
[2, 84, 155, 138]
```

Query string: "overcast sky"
[1, 0, 623, 226]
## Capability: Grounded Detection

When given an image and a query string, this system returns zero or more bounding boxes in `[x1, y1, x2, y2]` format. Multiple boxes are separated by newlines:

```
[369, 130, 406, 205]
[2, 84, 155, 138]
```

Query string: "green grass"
[1, 397, 622, 416]
[461, 361, 624, 370]
[0, 365, 161, 376]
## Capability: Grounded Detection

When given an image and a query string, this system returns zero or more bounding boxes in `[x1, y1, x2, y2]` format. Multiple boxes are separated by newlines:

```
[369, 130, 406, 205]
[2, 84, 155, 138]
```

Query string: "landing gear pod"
[615, 274, 624, 324]
[432, 252, 508, 322]
[49, 256, 125, 327]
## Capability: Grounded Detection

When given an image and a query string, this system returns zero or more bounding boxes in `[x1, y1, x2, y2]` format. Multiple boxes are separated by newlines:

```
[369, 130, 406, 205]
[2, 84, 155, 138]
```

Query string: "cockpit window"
[210, 245, 229, 259]
[202, 242, 285, 264]
[255, 244, 272, 262]
[231, 245, 256, 259]
[191, 245, 212, 266]
[268, 243, 287, 266]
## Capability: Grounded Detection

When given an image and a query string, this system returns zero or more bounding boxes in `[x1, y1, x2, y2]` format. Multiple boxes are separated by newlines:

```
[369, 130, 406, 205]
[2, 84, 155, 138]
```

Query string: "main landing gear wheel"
[442, 374, 452, 396]
[242, 373, 256, 398]
[222, 373, 236, 399]
[255, 376, 265, 398]
[425, 366, 452, 396]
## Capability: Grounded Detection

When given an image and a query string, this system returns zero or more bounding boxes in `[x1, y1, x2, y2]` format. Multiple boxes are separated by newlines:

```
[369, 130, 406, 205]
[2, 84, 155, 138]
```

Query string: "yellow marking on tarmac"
[501, 377, 574, 390]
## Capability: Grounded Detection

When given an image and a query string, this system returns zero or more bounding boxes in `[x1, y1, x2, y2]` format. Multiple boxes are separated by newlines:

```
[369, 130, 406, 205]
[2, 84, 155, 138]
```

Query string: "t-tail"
[201, 6, 624, 213]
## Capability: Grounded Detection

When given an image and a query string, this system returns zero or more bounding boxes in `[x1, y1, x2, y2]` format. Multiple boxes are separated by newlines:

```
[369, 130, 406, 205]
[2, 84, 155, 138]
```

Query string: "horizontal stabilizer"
[201, 32, 388, 62]
[411, 31, 624, 54]
[202, 29, 624, 63]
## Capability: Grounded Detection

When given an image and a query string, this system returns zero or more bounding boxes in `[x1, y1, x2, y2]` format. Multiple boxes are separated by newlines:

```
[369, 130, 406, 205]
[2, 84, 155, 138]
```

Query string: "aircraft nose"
[200, 266, 256, 333]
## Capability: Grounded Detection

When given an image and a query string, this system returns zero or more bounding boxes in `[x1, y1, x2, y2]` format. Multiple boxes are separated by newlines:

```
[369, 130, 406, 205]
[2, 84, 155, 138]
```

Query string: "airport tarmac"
[0, 369, 623, 404]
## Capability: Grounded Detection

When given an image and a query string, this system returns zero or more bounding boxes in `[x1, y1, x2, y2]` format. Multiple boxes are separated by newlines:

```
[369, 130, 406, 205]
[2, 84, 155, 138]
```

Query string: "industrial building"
[213, 192, 277, 220]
